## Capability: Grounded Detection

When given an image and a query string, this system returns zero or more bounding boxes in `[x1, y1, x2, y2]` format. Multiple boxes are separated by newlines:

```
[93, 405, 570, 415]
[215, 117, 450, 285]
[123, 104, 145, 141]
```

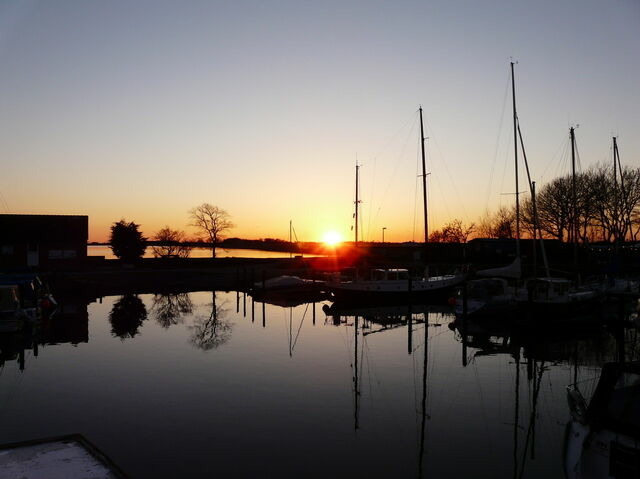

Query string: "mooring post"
[19, 347, 25, 371]
[407, 303, 413, 355]
[262, 302, 266, 327]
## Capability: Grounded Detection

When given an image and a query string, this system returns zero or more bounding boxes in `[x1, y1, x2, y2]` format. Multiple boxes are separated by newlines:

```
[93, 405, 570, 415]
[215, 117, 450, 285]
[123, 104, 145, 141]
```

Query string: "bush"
[109, 219, 147, 262]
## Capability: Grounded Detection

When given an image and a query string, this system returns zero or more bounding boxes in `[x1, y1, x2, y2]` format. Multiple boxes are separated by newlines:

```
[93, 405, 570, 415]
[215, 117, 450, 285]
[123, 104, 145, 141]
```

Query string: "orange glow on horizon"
[322, 230, 343, 246]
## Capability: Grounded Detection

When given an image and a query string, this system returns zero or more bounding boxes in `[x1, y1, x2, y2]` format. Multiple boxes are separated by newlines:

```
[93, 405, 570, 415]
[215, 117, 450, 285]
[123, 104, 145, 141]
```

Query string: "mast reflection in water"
[0, 290, 637, 478]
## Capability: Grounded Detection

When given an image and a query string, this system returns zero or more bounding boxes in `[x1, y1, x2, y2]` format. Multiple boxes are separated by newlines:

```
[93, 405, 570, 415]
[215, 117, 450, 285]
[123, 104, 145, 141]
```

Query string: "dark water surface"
[0, 291, 634, 478]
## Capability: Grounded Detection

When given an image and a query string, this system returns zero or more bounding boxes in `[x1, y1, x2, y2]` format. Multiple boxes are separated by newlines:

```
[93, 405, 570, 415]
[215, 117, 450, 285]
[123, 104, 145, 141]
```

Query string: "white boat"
[330, 267, 464, 303]
[329, 108, 465, 304]
[564, 361, 640, 479]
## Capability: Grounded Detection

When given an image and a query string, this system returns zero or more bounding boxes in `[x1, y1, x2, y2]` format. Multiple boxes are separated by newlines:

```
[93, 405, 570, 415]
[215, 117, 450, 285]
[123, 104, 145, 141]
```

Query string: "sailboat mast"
[419, 106, 429, 253]
[570, 127, 578, 268]
[419, 106, 429, 278]
[355, 163, 360, 246]
[511, 62, 521, 260]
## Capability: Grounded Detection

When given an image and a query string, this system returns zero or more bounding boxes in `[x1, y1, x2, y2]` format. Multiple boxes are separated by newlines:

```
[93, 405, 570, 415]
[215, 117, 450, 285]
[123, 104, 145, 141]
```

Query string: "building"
[0, 214, 88, 270]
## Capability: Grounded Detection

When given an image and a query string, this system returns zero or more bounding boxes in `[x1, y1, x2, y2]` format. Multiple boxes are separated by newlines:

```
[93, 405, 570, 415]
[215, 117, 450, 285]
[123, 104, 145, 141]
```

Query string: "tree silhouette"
[151, 292, 193, 328]
[429, 219, 475, 243]
[189, 204, 233, 258]
[110, 219, 146, 262]
[188, 292, 232, 350]
[151, 226, 192, 258]
[109, 295, 148, 339]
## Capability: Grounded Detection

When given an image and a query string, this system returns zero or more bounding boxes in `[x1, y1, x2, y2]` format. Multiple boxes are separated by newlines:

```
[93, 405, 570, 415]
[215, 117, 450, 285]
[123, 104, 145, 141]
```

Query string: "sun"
[322, 230, 343, 246]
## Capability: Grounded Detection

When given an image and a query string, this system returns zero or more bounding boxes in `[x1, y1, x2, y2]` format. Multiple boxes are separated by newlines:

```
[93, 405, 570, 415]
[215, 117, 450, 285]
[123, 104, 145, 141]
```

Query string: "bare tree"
[189, 204, 234, 258]
[151, 293, 193, 328]
[188, 292, 232, 350]
[474, 207, 516, 239]
[151, 226, 192, 258]
[429, 219, 475, 243]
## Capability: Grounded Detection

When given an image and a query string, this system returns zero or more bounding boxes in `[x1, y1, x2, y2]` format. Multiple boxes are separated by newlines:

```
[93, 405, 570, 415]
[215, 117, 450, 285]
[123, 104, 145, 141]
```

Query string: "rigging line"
[472, 359, 495, 454]
[574, 139, 583, 172]
[486, 69, 512, 212]
[498, 129, 514, 210]
[373, 115, 419, 228]
[291, 303, 309, 351]
[362, 340, 375, 409]
[540, 134, 568, 183]
[371, 110, 420, 163]
[366, 157, 377, 243]
[357, 165, 366, 242]
[555, 136, 571, 180]
[423, 116, 471, 223]
[413, 154, 420, 242]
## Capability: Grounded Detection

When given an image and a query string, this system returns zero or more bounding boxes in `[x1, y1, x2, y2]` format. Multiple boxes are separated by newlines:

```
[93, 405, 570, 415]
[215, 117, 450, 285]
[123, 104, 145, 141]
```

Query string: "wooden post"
[407, 303, 413, 355]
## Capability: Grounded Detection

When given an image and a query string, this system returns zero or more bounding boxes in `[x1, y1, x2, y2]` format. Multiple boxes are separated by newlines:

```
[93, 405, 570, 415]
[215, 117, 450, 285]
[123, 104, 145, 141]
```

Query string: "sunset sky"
[1, 0, 638, 243]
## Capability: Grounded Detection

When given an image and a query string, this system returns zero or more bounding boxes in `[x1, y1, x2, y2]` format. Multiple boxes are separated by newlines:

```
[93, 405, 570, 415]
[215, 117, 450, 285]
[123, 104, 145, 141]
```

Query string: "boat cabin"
[525, 278, 571, 300]
[370, 269, 410, 281]
[464, 278, 509, 299]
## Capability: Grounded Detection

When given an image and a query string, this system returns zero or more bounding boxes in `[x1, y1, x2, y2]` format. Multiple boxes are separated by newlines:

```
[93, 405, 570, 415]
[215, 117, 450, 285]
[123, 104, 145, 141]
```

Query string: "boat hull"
[328, 276, 464, 306]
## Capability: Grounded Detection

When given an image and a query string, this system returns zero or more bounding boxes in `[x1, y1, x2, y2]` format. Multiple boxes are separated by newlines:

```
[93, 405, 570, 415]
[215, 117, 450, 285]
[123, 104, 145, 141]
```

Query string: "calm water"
[88, 245, 320, 259]
[0, 291, 634, 478]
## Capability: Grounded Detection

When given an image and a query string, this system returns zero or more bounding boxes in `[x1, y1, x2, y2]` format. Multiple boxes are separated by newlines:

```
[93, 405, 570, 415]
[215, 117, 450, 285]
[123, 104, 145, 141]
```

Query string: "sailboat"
[457, 63, 601, 319]
[514, 126, 601, 317]
[454, 62, 524, 318]
[328, 108, 466, 304]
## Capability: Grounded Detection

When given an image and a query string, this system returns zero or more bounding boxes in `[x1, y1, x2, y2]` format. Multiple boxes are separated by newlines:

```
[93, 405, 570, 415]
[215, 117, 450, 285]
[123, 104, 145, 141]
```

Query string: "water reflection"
[109, 295, 148, 339]
[1, 289, 639, 478]
[188, 292, 232, 350]
[151, 293, 193, 328]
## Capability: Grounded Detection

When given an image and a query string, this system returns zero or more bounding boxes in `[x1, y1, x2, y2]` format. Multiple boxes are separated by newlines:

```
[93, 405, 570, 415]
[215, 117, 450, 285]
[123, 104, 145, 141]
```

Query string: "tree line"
[429, 163, 640, 244]
[109, 203, 233, 261]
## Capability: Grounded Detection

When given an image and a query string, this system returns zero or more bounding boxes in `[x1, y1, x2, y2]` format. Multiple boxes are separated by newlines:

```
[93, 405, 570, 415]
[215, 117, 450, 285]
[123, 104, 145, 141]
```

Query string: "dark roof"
[0, 214, 88, 243]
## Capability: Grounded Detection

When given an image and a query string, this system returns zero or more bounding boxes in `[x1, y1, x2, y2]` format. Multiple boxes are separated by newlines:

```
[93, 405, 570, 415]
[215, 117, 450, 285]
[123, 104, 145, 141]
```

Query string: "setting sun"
[322, 230, 343, 246]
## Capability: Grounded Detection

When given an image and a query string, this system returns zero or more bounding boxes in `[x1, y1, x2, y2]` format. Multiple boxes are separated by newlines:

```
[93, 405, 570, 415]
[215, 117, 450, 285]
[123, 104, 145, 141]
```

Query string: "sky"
[0, 0, 638, 243]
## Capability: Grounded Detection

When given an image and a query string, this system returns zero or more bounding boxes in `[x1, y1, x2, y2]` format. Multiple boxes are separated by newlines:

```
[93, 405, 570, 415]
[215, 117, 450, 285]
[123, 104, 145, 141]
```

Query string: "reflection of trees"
[189, 292, 232, 350]
[109, 295, 148, 339]
[151, 293, 193, 328]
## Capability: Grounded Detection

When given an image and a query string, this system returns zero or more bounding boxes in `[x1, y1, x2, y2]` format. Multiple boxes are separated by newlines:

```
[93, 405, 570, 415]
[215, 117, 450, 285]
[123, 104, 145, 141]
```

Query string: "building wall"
[0, 214, 88, 270]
